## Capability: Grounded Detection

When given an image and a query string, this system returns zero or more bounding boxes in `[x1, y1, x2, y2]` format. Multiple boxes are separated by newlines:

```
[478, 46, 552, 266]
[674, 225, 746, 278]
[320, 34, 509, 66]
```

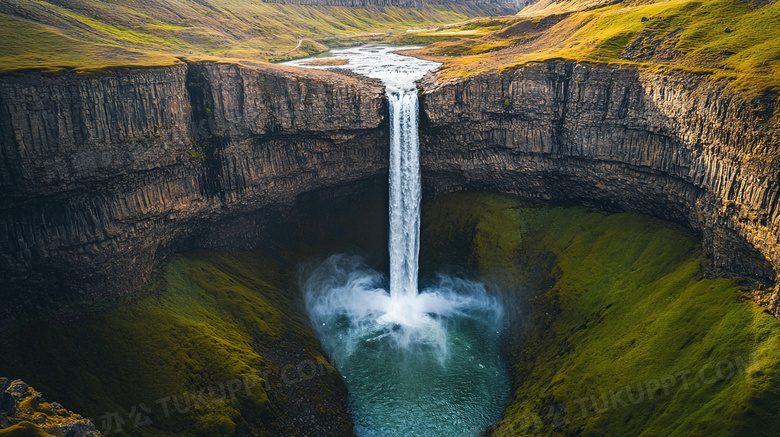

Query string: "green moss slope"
[416, 0, 780, 97]
[0, 251, 351, 436]
[421, 192, 780, 436]
[0, 0, 506, 74]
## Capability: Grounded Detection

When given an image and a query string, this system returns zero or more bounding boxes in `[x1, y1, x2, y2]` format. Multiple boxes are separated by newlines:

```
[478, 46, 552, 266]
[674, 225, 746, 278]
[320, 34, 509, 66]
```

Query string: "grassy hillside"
[0, 0, 508, 74]
[0, 184, 389, 436]
[0, 193, 778, 436]
[411, 0, 780, 96]
[4, 0, 777, 98]
[421, 193, 780, 436]
[0, 251, 353, 436]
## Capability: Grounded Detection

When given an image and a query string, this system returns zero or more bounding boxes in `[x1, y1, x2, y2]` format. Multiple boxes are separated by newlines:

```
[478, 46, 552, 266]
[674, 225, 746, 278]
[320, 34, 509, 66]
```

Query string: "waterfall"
[387, 87, 421, 300]
[288, 45, 505, 348]
[287, 46, 509, 437]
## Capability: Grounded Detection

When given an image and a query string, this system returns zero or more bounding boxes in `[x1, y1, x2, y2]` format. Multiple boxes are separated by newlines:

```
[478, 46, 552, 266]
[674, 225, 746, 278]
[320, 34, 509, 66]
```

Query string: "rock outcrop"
[0, 378, 101, 436]
[0, 61, 387, 323]
[1, 58, 778, 321]
[419, 61, 780, 315]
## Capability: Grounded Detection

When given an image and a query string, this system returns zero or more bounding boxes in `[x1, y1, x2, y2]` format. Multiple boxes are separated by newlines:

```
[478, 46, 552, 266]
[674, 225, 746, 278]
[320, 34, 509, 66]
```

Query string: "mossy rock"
[0, 251, 353, 436]
[421, 192, 780, 437]
[3, 190, 779, 436]
[0, 423, 51, 437]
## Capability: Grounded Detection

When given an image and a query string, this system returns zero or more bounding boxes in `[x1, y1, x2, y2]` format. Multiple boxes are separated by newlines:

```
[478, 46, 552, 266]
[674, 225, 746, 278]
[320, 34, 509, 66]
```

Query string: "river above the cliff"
[284, 44, 438, 91]
[287, 46, 510, 437]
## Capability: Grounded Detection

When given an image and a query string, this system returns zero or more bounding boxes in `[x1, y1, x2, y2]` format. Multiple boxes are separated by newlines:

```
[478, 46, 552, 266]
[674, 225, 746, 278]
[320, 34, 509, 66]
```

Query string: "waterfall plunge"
[303, 85, 500, 359]
[287, 46, 509, 437]
[388, 88, 421, 302]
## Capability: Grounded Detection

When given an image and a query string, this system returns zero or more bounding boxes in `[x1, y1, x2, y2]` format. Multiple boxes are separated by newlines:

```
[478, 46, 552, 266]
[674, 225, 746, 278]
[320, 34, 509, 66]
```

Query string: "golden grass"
[0, 0, 505, 74]
[416, 0, 780, 96]
[298, 58, 349, 66]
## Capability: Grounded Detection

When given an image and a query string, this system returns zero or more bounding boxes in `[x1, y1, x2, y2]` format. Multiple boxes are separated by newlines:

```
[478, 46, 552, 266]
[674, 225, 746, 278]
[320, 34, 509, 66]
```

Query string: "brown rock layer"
[419, 61, 780, 316]
[0, 62, 388, 323]
[1, 58, 778, 321]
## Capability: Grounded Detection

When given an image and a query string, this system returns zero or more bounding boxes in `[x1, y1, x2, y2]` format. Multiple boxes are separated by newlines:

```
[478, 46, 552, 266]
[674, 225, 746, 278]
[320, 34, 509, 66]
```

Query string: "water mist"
[287, 46, 509, 437]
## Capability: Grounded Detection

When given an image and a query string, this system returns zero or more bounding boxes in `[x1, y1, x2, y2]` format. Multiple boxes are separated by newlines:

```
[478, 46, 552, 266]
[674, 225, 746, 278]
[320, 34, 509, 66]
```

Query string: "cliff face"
[0, 62, 387, 322]
[419, 61, 780, 316]
[1, 58, 778, 321]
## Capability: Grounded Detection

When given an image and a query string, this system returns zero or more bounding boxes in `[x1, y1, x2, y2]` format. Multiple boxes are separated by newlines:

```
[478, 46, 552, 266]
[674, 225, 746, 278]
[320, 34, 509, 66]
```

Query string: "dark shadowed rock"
[419, 61, 780, 316]
[0, 378, 102, 436]
[0, 61, 388, 324]
[0, 58, 778, 322]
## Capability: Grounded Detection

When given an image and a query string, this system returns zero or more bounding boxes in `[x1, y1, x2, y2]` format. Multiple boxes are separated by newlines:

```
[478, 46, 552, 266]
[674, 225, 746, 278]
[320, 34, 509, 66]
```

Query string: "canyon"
[0, 57, 778, 324]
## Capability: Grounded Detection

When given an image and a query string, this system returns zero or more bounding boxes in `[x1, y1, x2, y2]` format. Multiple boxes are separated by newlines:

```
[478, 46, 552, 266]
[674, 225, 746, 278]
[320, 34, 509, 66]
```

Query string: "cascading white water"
[286, 46, 509, 437]
[388, 88, 421, 301]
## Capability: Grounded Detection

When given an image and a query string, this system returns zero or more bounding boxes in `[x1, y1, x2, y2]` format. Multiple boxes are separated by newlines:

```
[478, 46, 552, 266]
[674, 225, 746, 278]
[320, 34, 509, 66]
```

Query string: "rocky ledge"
[420, 61, 780, 316]
[0, 58, 778, 320]
[0, 378, 101, 436]
[0, 61, 387, 324]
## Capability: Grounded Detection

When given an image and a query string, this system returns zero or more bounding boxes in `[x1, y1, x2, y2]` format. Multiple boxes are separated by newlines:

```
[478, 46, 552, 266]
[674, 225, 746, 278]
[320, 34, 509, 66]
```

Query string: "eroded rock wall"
[420, 61, 780, 315]
[1, 58, 778, 321]
[0, 62, 387, 322]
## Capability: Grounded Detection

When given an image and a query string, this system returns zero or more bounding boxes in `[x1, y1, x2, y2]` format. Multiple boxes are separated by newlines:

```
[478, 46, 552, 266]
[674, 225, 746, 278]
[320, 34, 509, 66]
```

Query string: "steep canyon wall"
[420, 61, 780, 315]
[0, 62, 387, 322]
[0, 59, 778, 321]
